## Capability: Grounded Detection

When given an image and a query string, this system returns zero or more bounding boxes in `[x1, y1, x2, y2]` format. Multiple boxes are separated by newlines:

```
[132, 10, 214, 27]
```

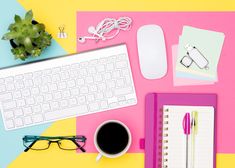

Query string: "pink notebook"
[142, 93, 217, 168]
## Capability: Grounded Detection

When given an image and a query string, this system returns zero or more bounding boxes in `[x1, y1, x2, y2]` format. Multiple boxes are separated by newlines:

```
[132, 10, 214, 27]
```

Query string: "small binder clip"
[58, 25, 67, 39]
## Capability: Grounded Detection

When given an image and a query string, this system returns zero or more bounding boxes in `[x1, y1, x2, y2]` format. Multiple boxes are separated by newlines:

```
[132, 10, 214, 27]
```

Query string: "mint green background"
[0, 1, 66, 167]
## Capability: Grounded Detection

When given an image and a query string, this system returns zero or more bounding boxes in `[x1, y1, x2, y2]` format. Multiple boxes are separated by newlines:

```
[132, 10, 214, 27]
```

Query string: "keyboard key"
[61, 72, 70, 80]
[62, 90, 71, 98]
[103, 73, 111, 80]
[106, 80, 115, 89]
[105, 91, 113, 98]
[69, 98, 77, 106]
[109, 102, 118, 108]
[26, 97, 35, 105]
[16, 99, 26, 107]
[32, 105, 41, 113]
[89, 85, 97, 92]
[5, 120, 14, 129]
[114, 87, 133, 96]
[45, 105, 88, 121]
[22, 89, 31, 97]
[2, 101, 16, 110]
[106, 63, 114, 71]
[24, 80, 33, 87]
[14, 109, 23, 117]
[0, 93, 12, 101]
[100, 101, 108, 109]
[96, 65, 105, 72]
[85, 76, 94, 84]
[112, 71, 121, 78]
[95, 92, 104, 100]
[58, 81, 67, 90]
[31, 87, 40, 95]
[6, 83, 15, 91]
[77, 79, 85, 85]
[117, 54, 126, 60]
[24, 116, 32, 125]
[42, 76, 51, 84]
[49, 83, 58, 91]
[77, 96, 86, 104]
[52, 74, 60, 82]
[43, 69, 52, 75]
[52, 67, 61, 73]
[40, 86, 49, 93]
[44, 94, 53, 101]
[23, 107, 32, 115]
[34, 71, 42, 77]
[15, 118, 23, 127]
[89, 102, 99, 111]
[98, 83, 106, 91]
[67, 80, 76, 88]
[24, 73, 33, 79]
[86, 94, 95, 102]
[35, 95, 44, 103]
[5, 77, 14, 83]
[0, 78, 4, 84]
[94, 74, 102, 82]
[34, 77, 42, 85]
[42, 103, 50, 112]
[4, 110, 14, 119]
[50, 101, 60, 110]
[88, 67, 96, 74]
[80, 86, 88, 94]
[116, 61, 127, 69]
[13, 91, 21, 99]
[60, 100, 68, 108]
[32, 114, 43, 123]
[116, 79, 125, 87]
[53, 92, 62, 99]
[0, 85, 6, 93]
[71, 88, 79, 96]
[15, 81, 24, 89]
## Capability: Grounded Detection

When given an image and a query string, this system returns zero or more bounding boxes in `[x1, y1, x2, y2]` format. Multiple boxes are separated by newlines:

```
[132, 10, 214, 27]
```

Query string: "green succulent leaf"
[2, 32, 17, 40]
[11, 47, 27, 60]
[31, 47, 42, 57]
[33, 24, 45, 32]
[23, 37, 33, 53]
[14, 15, 22, 23]
[25, 10, 33, 22]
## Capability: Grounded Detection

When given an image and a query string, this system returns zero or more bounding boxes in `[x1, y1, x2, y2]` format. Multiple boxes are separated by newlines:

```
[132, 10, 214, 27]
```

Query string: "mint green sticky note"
[176, 26, 225, 81]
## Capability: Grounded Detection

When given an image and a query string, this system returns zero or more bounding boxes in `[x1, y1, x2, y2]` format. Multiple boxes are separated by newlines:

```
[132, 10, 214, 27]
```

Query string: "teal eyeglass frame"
[23, 135, 86, 152]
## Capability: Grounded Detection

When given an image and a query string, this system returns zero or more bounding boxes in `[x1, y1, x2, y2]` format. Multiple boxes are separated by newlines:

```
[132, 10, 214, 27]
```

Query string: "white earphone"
[78, 17, 132, 43]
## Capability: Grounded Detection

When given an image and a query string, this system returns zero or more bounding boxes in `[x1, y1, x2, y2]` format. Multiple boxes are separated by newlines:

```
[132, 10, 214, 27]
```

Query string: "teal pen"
[191, 111, 198, 168]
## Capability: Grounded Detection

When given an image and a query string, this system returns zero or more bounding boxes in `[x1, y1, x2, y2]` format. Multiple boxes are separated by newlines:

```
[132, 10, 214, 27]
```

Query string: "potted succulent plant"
[2, 10, 52, 60]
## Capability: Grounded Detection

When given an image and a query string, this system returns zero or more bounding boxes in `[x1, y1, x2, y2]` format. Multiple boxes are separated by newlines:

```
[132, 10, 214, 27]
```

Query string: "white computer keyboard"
[0, 44, 137, 130]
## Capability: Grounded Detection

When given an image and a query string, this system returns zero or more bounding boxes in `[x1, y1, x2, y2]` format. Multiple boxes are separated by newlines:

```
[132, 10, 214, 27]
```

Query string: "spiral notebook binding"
[162, 108, 169, 168]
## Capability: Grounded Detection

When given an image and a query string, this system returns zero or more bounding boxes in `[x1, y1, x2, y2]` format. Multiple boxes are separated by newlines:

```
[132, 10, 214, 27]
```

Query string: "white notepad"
[162, 105, 215, 168]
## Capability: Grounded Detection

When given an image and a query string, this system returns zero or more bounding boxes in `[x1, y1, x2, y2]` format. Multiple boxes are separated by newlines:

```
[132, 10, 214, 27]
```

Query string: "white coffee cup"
[94, 120, 132, 161]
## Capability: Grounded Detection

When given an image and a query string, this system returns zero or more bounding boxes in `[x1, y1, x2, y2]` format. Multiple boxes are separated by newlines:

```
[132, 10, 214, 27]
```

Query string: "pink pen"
[183, 113, 191, 168]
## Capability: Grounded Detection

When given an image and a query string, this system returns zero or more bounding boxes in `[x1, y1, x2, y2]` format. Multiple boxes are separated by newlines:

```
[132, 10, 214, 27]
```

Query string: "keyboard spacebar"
[44, 105, 88, 121]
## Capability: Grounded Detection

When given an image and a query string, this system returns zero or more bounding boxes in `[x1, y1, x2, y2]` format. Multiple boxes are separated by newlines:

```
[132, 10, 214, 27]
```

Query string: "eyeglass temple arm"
[24, 140, 37, 152]
[72, 140, 86, 152]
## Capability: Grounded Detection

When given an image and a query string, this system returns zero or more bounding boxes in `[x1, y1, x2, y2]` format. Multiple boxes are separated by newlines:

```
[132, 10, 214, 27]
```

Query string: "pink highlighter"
[183, 113, 191, 168]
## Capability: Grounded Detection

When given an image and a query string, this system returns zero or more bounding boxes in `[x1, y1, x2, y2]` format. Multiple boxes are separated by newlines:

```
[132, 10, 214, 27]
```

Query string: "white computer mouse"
[137, 24, 167, 79]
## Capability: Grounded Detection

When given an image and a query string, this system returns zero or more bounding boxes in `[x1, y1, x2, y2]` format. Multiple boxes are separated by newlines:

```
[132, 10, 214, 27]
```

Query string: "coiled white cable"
[78, 17, 132, 43]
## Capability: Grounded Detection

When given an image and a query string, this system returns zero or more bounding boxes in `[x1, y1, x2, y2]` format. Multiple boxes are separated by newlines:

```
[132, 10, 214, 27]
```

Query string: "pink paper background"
[172, 45, 214, 86]
[76, 12, 235, 153]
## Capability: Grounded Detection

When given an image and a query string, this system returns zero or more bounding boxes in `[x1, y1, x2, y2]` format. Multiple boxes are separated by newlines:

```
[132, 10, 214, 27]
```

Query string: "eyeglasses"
[23, 135, 86, 152]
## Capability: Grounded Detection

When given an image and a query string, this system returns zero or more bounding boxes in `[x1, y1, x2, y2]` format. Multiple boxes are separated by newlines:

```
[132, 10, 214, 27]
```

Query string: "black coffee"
[97, 122, 129, 154]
